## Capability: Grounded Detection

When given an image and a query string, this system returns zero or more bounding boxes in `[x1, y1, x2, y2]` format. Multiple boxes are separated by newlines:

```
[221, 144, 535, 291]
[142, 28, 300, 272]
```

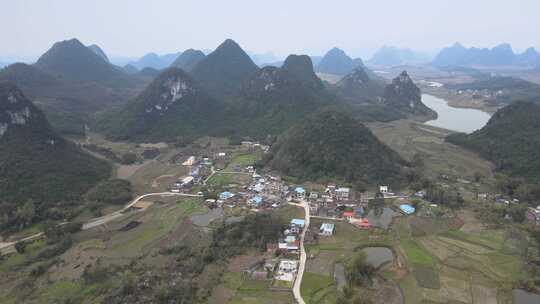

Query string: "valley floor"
[0, 118, 538, 303]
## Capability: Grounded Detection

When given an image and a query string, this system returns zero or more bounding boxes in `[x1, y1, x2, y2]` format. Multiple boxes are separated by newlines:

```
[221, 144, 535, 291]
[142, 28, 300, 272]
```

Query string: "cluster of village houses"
[454, 88, 508, 100]
[164, 151, 540, 286]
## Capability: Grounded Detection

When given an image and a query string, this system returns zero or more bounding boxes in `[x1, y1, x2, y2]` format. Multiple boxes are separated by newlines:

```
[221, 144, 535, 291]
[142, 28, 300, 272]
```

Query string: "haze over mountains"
[368, 46, 432, 67]
[190, 39, 259, 97]
[433, 42, 540, 68]
[0, 39, 144, 136]
[316, 47, 364, 76]
[127, 52, 182, 70]
[0, 37, 441, 144]
[170, 49, 206, 72]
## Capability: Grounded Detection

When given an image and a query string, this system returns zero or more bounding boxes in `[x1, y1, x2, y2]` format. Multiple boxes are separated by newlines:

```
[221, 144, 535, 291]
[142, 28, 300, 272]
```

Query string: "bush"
[121, 152, 138, 165]
[345, 252, 376, 286]
[14, 241, 27, 254]
[85, 179, 133, 205]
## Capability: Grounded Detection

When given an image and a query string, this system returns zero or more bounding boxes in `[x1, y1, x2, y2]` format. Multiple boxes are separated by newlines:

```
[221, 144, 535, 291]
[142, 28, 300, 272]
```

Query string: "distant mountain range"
[35, 39, 134, 86]
[316, 47, 364, 75]
[433, 43, 540, 68]
[97, 39, 436, 142]
[447, 101, 540, 181]
[0, 37, 438, 144]
[170, 49, 205, 72]
[87, 44, 110, 62]
[0, 83, 110, 225]
[0, 39, 144, 135]
[128, 52, 182, 70]
[368, 46, 432, 67]
[190, 39, 259, 97]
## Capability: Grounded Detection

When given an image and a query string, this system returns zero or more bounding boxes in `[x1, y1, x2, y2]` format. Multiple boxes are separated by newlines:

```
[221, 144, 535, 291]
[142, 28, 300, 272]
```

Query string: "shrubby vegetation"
[85, 179, 133, 206]
[103, 212, 284, 303]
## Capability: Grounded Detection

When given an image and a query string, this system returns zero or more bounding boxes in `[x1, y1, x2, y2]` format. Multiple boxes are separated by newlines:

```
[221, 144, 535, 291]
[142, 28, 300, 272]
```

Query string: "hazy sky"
[2, 0, 539, 61]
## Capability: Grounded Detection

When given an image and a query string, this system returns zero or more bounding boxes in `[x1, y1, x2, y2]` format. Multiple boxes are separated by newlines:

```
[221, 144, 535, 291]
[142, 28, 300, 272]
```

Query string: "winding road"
[0, 192, 202, 252]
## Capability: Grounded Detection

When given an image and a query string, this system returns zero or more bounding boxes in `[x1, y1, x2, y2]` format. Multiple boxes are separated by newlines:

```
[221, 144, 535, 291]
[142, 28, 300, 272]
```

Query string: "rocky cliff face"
[383, 71, 436, 117]
[0, 82, 52, 139]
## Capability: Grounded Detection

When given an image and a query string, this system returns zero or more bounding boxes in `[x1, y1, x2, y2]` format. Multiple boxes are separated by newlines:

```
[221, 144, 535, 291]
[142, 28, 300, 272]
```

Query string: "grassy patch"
[36, 280, 83, 303]
[225, 154, 259, 171]
[207, 173, 251, 190]
[223, 272, 244, 290]
[413, 265, 440, 289]
[0, 239, 47, 272]
[301, 272, 337, 304]
[109, 198, 205, 254]
[272, 279, 293, 289]
[401, 239, 435, 266]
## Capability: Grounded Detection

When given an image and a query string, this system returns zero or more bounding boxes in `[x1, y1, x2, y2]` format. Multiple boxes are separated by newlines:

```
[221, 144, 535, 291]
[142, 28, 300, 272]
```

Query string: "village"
[158, 142, 540, 302]
[164, 143, 429, 293]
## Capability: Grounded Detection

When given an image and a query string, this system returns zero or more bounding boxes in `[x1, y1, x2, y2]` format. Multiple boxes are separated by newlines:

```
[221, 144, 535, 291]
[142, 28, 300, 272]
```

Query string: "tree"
[345, 252, 376, 286]
[508, 204, 528, 223]
[121, 152, 138, 165]
[368, 197, 384, 216]
[14, 241, 27, 254]
[474, 172, 483, 183]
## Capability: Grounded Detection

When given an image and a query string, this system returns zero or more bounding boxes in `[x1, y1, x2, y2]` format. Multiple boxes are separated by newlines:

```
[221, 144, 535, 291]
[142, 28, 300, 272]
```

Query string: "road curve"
[292, 200, 310, 304]
[1, 192, 202, 252]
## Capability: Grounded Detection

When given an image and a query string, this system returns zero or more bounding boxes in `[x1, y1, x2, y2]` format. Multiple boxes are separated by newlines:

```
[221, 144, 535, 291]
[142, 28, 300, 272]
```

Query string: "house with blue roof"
[249, 196, 263, 207]
[294, 187, 306, 199]
[399, 204, 415, 215]
[291, 218, 305, 227]
[219, 191, 234, 200]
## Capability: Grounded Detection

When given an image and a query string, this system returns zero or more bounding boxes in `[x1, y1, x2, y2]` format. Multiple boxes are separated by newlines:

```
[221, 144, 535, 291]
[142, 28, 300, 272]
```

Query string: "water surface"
[362, 247, 394, 267]
[513, 289, 540, 304]
[422, 94, 491, 133]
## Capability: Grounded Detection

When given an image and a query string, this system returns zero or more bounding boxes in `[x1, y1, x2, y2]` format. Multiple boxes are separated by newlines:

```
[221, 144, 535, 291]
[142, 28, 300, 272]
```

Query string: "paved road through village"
[291, 200, 310, 304]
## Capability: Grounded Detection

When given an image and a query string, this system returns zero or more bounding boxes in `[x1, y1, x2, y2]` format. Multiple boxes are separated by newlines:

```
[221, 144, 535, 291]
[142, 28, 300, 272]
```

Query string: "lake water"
[513, 289, 540, 304]
[362, 247, 394, 268]
[422, 94, 492, 133]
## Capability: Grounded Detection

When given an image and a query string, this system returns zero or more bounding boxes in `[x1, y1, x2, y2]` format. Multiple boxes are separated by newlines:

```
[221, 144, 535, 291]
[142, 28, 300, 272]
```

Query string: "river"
[422, 94, 492, 134]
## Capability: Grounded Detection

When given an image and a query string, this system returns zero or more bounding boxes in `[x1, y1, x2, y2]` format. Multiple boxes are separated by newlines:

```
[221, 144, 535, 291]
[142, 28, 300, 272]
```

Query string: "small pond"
[366, 207, 400, 229]
[514, 289, 540, 304]
[362, 247, 394, 268]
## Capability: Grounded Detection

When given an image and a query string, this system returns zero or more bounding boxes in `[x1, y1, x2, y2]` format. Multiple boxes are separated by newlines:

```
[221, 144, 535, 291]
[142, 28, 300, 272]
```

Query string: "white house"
[380, 185, 389, 194]
[319, 223, 335, 236]
[335, 188, 350, 200]
[182, 156, 196, 166]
